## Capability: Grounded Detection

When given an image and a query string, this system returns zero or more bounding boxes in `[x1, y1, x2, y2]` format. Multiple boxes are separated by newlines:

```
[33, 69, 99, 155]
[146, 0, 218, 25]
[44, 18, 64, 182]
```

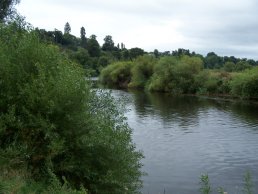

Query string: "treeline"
[100, 55, 258, 99]
[0, 6, 143, 194]
[34, 22, 145, 76]
[34, 23, 258, 77]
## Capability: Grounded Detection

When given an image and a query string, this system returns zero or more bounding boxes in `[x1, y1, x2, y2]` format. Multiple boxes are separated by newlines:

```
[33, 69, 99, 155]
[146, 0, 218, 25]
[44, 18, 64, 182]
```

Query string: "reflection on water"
[110, 89, 258, 194]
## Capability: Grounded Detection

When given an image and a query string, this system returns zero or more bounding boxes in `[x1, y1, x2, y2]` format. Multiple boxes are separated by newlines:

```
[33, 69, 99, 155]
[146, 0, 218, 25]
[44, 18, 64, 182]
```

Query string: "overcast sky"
[17, 0, 258, 59]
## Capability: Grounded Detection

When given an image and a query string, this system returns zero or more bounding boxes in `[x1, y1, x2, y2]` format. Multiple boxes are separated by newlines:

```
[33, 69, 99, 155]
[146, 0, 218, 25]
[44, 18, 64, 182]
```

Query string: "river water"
[109, 89, 258, 194]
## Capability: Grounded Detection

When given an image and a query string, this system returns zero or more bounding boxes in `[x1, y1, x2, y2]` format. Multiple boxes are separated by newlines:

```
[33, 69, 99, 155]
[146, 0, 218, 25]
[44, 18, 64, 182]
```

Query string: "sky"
[17, 0, 258, 59]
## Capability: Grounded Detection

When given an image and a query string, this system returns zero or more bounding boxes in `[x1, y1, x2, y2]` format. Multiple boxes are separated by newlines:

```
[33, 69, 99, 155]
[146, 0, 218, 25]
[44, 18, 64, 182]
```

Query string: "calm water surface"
[110, 89, 258, 194]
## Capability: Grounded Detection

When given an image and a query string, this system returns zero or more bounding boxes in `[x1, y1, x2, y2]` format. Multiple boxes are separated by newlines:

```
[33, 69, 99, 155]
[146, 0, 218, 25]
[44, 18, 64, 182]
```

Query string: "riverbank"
[99, 55, 258, 100]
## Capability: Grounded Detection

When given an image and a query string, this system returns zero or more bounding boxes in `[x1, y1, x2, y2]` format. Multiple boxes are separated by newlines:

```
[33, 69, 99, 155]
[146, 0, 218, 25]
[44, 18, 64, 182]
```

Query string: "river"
[110, 89, 258, 194]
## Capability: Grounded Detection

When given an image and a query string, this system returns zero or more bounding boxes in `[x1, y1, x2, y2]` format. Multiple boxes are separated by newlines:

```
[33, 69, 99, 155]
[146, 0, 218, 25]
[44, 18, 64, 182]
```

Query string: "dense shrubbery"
[230, 67, 258, 99]
[194, 71, 232, 95]
[148, 56, 203, 93]
[0, 20, 143, 194]
[100, 55, 258, 99]
[99, 61, 133, 88]
[128, 55, 157, 88]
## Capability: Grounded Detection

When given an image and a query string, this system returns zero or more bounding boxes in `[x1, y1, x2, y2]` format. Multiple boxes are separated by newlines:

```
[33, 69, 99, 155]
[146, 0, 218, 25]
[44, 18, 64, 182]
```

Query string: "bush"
[230, 67, 258, 99]
[195, 71, 232, 95]
[0, 21, 143, 194]
[100, 61, 133, 88]
[128, 55, 157, 88]
[148, 56, 203, 93]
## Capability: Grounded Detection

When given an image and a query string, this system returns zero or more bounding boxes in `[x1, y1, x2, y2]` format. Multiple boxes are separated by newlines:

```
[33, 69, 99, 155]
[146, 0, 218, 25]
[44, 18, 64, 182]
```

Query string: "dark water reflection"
[110, 89, 258, 194]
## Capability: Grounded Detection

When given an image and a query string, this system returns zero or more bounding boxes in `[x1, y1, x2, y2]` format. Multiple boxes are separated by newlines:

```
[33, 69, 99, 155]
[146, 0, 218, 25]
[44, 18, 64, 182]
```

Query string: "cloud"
[17, 0, 258, 59]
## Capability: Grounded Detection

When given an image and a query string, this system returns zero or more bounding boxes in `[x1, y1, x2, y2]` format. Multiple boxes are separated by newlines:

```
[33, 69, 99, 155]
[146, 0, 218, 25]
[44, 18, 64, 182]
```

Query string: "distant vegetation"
[100, 54, 258, 99]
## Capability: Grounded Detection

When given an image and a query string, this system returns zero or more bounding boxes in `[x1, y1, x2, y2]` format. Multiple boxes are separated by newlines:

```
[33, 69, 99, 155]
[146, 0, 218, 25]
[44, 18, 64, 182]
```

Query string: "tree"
[64, 22, 71, 34]
[102, 35, 115, 51]
[121, 42, 125, 50]
[0, 0, 20, 22]
[87, 34, 101, 57]
[172, 48, 190, 56]
[129, 47, 144, 59]
[53, 29, 63, 44]
[80, 26, 87, 48]
[204, 52, 222, 69]
[223, 61, 235, 72]
[122, 49, 130, 60]
[154, 49, 159, 58]
[0, 21, 143, 194]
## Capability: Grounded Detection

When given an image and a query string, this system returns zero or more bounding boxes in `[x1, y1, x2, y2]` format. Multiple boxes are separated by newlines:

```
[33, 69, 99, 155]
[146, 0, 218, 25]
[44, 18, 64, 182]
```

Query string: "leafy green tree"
[0, 0, 20, 22]
[70, 48, 91, 68]
[161, 51, 170, 57]
[204, 52, 222, 69]
[235, 61, 252, 71]
[154, 49, 159, 58]
[53, 29, 63, 44]
[122, 49, 130, 60]
[80, 26, 87, 48]
[98, 56, 110, 68]
[147, 56, 203, 93]
[102, 35, 115, 51]
[129, 47, 144, 59]
[87, 34, 101, 57]
[0, 20, 143, 194]
[100, 61, 133, 88]
[62, 33, 79, 50]
[121, 43, 125, 49]
[64, 22, 71, 34]
[223, 61, 235, 72]
[129, 55, 157, 88]
[172, 48, 190, 56]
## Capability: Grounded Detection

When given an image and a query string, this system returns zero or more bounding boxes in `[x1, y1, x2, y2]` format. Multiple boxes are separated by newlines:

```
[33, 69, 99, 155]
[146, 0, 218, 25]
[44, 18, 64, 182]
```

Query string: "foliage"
[80, 26, 87, 48]
[223, 61, 235, 72]
[100, 53, 258, 99]
[87, 34, 101, 57]
[235, 61, 252, 72]
[0, 21, 143, 194]
[100, 61, 133, 88]
[194, 71, 232, 95]
[148, 56, 203, 94]
[204, 52, 223, 69]
[199, 174, 212, 194]
[230, 67, 258, 99]
[199, 172, 256, 194]
[102, 35, 115, 51]
[129, 55, 157, 88]
[0, 0, 20, 22]
[64, 22, 71, 34]
[129, 47, 145, 59]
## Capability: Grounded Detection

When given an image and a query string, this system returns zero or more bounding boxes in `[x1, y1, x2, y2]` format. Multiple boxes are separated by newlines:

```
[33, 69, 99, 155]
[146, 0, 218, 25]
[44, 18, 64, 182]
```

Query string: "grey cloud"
[17, 0, 258, 59]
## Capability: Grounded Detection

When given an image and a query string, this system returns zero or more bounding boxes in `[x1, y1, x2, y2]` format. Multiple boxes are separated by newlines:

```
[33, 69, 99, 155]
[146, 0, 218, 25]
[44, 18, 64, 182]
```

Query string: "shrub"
[195, 71, 232, 95]
[100, 61, 133, 88]
[148, 56, 203, 93]
[0, 21, 143, 194]
[129, 55, 157, 88]
[230, 67, 258, 99]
